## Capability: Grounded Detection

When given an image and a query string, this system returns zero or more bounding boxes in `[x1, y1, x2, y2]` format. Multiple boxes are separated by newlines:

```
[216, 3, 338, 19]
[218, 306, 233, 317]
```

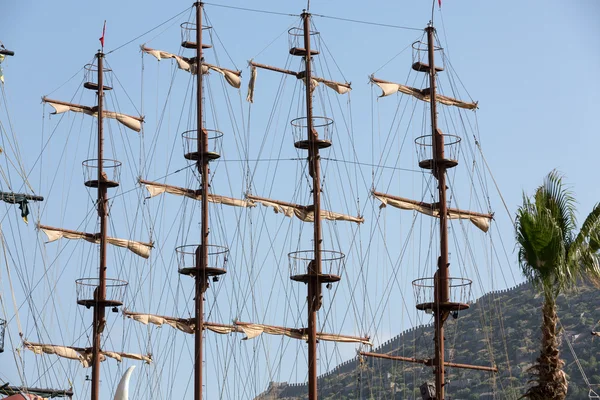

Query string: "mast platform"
[288, 250, 344, 284]
[75, 278, 128, 308]
[294, 139, 331, 150]
[291, 116, 333, 150]
[288, 27, 320, 57]
[182, 129, 222, 161]
[83, 159, 121, 188]
[412, 277, 472, 313]
[84, 82, 112, 91]
[176, 244, 228, 277]
[412, 61, 443, 73]
[83, 63, 113, 91]
[289, 48, 319, 57]
[181, 41, 212, 49]
[290, 273, 340, 284]
[415, 133, 461, 170]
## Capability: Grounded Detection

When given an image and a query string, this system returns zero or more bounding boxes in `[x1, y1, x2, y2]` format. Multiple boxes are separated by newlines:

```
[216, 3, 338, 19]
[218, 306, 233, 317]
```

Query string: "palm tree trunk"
[523, 292, 568, 400]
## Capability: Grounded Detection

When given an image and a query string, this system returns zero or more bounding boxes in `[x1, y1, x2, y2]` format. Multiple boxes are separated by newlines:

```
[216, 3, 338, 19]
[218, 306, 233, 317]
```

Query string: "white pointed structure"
[113, 366, 135, 400]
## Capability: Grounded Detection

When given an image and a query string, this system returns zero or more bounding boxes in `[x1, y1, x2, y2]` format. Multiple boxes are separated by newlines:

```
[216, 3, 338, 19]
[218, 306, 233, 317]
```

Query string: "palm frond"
[569, 203, 600, 287]
[540, 170, 577, 244]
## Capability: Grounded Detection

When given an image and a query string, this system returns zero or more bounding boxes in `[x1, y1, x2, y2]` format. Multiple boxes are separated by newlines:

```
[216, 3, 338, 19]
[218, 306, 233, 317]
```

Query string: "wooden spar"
[359, 352, 498, 373]
[41, 97, 144, 122]
[125, 310, 194, 325]
[202, 61, 240, 76]
[139, 178, 200, 197]
[235, 321, 370, 343]
[195, 3, 207, 400]
[38, 224, 154, 247]
[302, 11, 321, 400]
[90, 51, 106, 400]
[0, 192, 44, 202]
[0, 49, 15, 56]
[249, 61, 299, 77]
[0, 385, 73, 398]
[371, 190, 494, 220]
[246, 194, 311, 211]
[249, 60, 351, 91]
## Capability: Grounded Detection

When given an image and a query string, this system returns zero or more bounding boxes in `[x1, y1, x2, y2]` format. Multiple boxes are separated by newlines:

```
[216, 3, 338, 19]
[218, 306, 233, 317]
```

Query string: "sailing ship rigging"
[6, 1, 594, 399]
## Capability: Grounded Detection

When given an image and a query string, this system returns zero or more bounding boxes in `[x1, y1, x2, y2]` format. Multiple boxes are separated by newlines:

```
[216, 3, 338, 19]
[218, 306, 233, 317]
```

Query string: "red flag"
[99, 21, 106, 48]
[438, 0, 442, 6]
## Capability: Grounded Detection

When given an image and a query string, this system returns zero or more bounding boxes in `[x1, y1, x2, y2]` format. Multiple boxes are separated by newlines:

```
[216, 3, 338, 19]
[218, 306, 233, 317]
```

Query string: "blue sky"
[1, 1, 599, 399]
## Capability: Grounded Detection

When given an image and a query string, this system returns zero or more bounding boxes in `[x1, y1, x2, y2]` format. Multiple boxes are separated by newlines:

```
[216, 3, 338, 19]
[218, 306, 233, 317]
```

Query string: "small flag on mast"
[438, 0, 442, 6]
[99, 21, 106, 49]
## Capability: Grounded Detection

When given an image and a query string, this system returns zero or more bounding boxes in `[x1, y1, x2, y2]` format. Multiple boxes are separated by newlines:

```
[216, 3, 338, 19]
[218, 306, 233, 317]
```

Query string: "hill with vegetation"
[256, 281, 600, 399]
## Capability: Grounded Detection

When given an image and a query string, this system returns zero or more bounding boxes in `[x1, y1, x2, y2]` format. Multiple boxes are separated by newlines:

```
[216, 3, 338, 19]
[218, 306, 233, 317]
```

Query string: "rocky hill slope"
[256, 281, 600, 399]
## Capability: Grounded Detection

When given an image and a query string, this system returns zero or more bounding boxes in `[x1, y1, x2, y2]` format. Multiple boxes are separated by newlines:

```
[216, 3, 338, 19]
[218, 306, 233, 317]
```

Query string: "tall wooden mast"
[91, 50, 107, 400]
[360, 24, 497, 400]
[426, 25, 450, 400]
[302, 11, 322, 400]
[194, 3, 208, 400]
[247, 12, 361, 399]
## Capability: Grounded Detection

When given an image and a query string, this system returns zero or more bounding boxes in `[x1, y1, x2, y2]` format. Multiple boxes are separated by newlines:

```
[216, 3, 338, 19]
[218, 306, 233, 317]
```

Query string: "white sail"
[123, 309, 195, 334]
[370, 77, 477, 110]
[24, 342, 93, 367]
[246, 65, 257, 103]
[124, 310, 242, 336]
[142, 180, 255, 208]
[102, 351, 152, 364]
[235, 322, 371, 345]
[313, 76, 352, 95]
[114, 366, 135, 400]
[39, 225, 153, 258]
[141, 45, 241, 88]
[44, 99, 143, 132]
[24, 341, 151, 367]
[247, 61, 351, 100]
[373, 192, 492, 232]
[248, 195, 363, 224]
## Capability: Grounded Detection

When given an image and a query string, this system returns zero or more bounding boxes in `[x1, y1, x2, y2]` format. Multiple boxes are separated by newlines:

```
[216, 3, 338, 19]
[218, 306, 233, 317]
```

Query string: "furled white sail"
[247, 61, 351, 101]
[39, 225, 153, 258]
[102, 351, 152, 364]
[114, 366, 135, 400]
[141, 180, 255, 208]
[248, 195, 364, 224]
[141, 45, 241, 88]
[24, 341, 151, 367]
[204, 322, 242, 335]
[43, 99, 143, 132]
[124, 309, 242, 336]
[313, 76, 352, 95]
[370, 77, 477, 110]
[246, 65, 257, 103]
[24, 342, 94, 367]
[123, 309, 195, 334]
[373, 192, 492, 232]
[235, 322, 371, 345]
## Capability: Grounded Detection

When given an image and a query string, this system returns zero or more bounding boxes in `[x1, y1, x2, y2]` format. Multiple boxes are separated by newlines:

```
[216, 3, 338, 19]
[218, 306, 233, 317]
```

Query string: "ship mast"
[246, 11, 364, 399]
[91, 50, 107, 400]
[194, 3, 208, 400]
[361, 24, 497, 400]
[426, 24, 450, 400]
[301, 11, 322, 400]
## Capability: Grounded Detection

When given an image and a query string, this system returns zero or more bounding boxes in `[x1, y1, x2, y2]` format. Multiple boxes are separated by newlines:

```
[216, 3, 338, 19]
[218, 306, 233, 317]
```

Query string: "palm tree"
[515, 170, 600, 400]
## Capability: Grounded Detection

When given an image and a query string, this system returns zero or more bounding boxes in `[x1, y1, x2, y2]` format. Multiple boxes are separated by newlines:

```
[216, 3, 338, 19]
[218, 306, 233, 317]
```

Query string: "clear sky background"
[1, 0, 599, 399]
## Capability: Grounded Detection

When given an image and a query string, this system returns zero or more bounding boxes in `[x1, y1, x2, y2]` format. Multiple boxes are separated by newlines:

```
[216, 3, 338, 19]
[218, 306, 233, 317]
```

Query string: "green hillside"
[256, 281, 600, 399]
